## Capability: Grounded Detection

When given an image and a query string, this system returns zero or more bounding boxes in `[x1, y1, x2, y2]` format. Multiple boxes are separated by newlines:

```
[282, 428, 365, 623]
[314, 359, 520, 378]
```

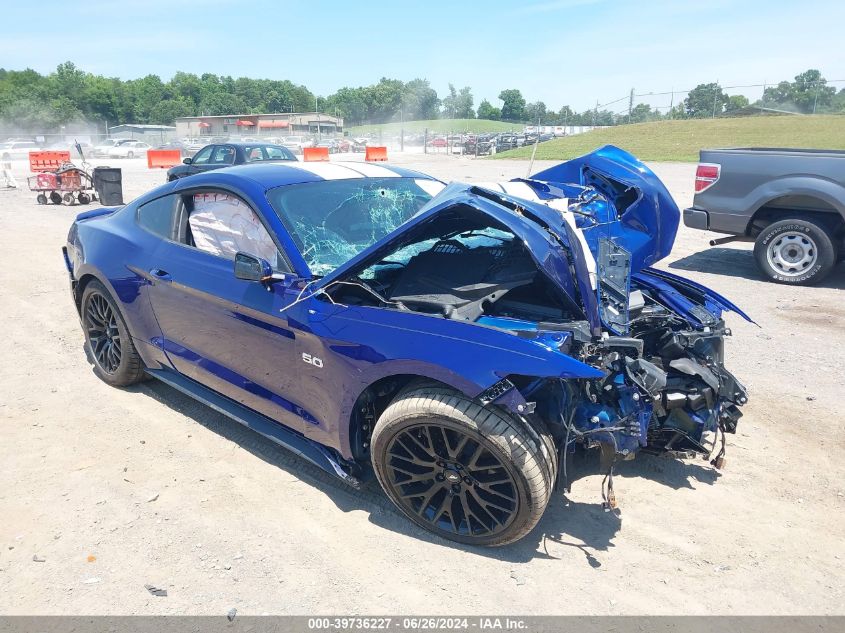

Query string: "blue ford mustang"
[63, 146, 750, 546]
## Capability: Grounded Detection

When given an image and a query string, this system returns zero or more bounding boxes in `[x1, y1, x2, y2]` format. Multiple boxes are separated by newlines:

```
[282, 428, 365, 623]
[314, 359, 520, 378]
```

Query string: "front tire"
[371, 385, 555, 546]
[80, 281, 146, 387]
[753, 217, 837, 285]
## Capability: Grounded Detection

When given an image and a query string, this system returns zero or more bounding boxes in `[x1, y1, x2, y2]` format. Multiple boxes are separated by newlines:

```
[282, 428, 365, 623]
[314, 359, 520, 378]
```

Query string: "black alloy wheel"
[384, 423, 520, 538]
[371, 386, 555, 546]
[80, 281, 146, 386]
[85, 292, 122, 374]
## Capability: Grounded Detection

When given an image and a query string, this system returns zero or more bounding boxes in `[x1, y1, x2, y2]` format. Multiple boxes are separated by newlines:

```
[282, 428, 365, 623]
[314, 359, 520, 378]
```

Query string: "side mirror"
[182, 157, 192, 164]
[234, 252, 272, 282]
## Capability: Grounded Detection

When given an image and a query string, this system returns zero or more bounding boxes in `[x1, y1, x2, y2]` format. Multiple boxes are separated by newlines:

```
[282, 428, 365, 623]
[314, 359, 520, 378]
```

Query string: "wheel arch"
[344, 372, 477, 463]
[749, 197, 845, 240]
[73, 269, 112, 314]
[745, 177, 845, 236]
[72, 266, 149, 342]
[343, 368, 562, 464]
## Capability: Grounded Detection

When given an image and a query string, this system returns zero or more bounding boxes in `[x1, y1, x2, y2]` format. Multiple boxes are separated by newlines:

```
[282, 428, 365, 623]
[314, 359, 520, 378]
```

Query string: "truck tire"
[753, 217, 837, 285]
[371, 385, 555, 546]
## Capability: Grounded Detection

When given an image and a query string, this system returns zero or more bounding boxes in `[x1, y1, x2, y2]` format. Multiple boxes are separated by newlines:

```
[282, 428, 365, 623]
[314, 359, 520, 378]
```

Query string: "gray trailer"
[683, 147, 845, 285]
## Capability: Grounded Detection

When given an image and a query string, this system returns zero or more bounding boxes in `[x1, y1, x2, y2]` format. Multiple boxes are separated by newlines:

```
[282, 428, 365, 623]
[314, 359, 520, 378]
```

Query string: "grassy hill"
[491, 115, 845, 162]
[347, 118, 521, 135]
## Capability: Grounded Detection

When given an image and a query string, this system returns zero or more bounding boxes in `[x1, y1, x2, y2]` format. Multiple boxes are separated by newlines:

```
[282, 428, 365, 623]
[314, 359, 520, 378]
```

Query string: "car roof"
[212, 141, 287, 148]
[173, 160, 435, 190]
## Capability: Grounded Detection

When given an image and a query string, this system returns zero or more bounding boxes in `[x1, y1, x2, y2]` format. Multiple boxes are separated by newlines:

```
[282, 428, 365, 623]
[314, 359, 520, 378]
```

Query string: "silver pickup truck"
[683, 148, 845, 285]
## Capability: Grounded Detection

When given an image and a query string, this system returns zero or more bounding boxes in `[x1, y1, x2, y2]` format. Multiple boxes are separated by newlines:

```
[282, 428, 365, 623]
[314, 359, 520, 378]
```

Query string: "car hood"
[315, 179, 603, 332]
[315, 146, 745, 335]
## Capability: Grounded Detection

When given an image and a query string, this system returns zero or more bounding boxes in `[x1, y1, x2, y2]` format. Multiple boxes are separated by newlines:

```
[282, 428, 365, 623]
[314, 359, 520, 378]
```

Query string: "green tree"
[685, 83, 728, 118]
[555, 105, 575, 125]
[402, 78, 440, 120]
[324, 86, 369, 124]
[524, 101, 547, 123]
[53, 61, 86, 102]
[725, 94, 749, 113]
[592, 109, 616, 126]
[454, 86, 474, 118]
[761, 69, 835, 113]
[477, 99, 501, 120]
[441, 84, 458, 118]
[169, 72, 202, 109]
[629, 103, 653, 123]
[831, 88, 845, 113]
[498, 89, 525, 121]
[149, 97, 195, 124]
[125, 75, 165, 121]
[363, 77, 404, 123]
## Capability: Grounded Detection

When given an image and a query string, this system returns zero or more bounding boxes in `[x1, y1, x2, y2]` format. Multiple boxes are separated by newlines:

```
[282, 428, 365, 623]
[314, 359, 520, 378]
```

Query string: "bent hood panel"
[528, 145, 681, 269]
[317, 182, 603, 334]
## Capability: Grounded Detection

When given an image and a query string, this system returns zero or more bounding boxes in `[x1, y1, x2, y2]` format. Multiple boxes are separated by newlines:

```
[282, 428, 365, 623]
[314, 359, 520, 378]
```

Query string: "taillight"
[695, 163, 721, 193]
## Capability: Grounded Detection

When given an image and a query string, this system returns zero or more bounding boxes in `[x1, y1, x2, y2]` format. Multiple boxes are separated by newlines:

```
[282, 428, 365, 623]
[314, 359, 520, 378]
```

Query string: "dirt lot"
[0, 154, 843, 615]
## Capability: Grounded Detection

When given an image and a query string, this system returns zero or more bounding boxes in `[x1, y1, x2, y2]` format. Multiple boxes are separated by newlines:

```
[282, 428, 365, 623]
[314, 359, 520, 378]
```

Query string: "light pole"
[315, 97, 321, 141]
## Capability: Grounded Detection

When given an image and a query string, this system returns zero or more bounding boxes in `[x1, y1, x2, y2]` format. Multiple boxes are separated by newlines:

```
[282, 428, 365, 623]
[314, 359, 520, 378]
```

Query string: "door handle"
[150, 268, 172, 282]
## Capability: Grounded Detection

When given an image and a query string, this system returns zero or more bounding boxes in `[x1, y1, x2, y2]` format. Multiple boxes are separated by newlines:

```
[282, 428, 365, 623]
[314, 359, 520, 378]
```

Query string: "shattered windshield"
[266, 177, 444, 276]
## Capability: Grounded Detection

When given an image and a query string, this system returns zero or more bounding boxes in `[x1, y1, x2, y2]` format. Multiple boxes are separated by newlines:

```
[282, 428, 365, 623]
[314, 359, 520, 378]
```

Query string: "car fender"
[744, 175, 845, 229]
[297, 301, 603, 458]
[70, 210, 169, 367]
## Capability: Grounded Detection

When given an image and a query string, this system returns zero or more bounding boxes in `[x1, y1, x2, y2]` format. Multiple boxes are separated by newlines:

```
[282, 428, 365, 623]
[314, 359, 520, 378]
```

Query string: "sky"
[2, 0, 844, 113]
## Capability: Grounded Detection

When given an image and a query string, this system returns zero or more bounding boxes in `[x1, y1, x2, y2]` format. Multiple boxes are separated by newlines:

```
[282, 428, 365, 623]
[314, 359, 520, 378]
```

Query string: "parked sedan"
[165, 142, 296, 181]
[281, 136, 307, 154]
[0, 141, 42, 160]
[156, 141, 191, 158]
[315, 139, 338, 154]
[92, 138, 133, 157]
[107, 141, 151, 158]
[64, 147, 750, 546]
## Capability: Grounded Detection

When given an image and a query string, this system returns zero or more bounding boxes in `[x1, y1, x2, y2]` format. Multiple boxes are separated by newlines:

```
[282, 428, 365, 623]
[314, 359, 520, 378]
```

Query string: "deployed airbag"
[189, 193, 279, 265]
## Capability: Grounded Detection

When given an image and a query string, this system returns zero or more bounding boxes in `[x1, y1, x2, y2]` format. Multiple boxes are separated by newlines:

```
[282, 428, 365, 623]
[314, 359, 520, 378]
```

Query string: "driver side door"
[185, 145, 216, 176]
[143, 187, 314, 435]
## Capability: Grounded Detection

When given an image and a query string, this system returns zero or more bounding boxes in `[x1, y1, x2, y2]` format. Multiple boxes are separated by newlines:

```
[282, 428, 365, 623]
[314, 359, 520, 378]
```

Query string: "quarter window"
[264, 145, 295, 160]
[137, 195, 176, 238]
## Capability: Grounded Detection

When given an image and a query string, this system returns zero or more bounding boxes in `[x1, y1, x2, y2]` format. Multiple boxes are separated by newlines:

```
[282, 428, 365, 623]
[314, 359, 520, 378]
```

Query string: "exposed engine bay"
[307, 151, 750, 511]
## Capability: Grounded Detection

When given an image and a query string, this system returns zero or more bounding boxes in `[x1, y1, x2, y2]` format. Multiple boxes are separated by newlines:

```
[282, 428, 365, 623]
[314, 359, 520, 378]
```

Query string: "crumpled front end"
[499, 264, 749, 511]
[469, 147, 751, 507]
[315, 146, 750, 508]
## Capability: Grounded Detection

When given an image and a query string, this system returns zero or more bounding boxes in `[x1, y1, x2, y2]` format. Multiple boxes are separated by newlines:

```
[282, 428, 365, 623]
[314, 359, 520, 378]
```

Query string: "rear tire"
[371, 385, 555, 546]
[80, 280, 146, 387]
[753, 217, 837, 285]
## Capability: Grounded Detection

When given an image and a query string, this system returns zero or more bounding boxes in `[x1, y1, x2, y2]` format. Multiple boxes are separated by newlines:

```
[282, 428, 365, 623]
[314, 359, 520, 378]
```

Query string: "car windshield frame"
[266, 177, 444, 277]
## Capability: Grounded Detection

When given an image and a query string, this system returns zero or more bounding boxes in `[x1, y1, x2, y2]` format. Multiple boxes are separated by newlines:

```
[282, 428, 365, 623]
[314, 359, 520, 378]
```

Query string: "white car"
[0, 141, 42, 160]
[281, 136, 307, 154]
[92, 138, 135, 157]
[107, 141, 151, 158]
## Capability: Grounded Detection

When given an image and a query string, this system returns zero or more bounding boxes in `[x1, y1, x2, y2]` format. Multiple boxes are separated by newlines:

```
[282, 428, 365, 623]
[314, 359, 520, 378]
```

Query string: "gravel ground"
[0, 153, 843, 615]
